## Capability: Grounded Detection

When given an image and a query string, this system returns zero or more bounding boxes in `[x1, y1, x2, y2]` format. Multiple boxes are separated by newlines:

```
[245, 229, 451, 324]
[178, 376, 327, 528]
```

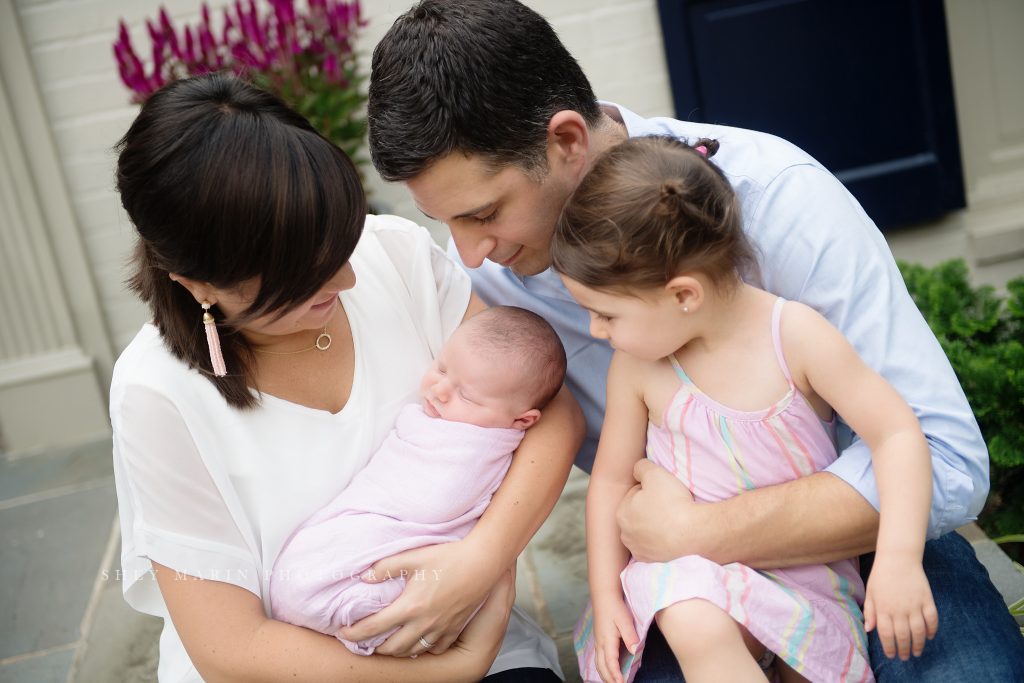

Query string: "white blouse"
[110, 215, 560, 681]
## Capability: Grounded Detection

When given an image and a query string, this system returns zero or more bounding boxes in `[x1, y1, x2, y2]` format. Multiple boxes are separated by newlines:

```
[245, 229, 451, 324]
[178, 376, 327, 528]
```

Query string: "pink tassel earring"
[202, 302, 227, 377]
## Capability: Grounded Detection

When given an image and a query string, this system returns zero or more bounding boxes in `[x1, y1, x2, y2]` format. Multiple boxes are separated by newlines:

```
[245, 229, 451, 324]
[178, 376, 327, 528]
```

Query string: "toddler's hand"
[864, 554, 938, 660]
[592, 597, 639, 683]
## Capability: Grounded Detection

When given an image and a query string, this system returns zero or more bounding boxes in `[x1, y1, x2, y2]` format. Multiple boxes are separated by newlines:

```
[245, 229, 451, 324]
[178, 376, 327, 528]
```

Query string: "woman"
[110, 73, 582, 682]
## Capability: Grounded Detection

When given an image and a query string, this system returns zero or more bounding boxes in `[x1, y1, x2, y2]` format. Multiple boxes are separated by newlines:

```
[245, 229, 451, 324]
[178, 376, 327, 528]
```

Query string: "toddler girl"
[551, 136, 938, 683]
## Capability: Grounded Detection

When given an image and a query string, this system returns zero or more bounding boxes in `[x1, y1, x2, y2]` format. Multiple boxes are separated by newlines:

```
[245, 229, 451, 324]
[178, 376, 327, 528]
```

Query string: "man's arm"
[756, 166, 987, 538]
[619, 464, 878, 567]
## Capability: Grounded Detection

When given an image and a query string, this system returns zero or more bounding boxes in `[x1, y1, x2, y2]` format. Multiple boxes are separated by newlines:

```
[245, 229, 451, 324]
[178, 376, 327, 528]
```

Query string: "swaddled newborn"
[269, 306, 567, 654]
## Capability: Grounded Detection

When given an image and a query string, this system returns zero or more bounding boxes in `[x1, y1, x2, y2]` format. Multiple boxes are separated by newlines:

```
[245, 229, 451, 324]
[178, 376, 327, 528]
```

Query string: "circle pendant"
[315, 333, 332, 351]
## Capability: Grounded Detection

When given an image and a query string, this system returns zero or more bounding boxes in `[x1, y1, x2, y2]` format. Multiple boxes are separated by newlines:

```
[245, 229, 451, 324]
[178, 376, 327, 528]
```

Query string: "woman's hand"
[337, 539, 498, 657]
[617, 460, 695, 562]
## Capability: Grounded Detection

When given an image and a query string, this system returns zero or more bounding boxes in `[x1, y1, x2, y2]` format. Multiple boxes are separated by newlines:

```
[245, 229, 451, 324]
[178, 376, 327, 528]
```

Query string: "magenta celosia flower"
[323, 52, 340, 83]
[113, 1, 367, 159]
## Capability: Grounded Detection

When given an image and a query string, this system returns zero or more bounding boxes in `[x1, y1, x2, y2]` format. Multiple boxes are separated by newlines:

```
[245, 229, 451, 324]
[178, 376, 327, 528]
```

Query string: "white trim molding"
[944, 0, 1024, 263]
[0, 0, 112, 455]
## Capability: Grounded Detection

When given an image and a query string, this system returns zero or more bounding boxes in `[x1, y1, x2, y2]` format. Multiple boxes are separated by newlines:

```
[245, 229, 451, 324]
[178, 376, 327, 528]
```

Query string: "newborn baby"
[269, 306, 567, 654]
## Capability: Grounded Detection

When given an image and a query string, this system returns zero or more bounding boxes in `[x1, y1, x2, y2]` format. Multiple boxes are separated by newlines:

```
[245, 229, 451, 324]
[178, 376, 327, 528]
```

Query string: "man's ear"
[546, 110, 590, 173]
[169, 273, 214, 305]
[664, 274, 704, 313]
[512, 408, 542, 431]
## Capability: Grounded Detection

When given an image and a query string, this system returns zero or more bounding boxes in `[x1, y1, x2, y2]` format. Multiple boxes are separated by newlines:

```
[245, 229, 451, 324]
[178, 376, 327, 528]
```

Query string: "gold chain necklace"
[253, 319, 334, 356]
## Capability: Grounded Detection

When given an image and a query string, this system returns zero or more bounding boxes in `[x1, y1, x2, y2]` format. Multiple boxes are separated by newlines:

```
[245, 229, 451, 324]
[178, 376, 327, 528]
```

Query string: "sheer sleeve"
[111, 383, 260, 615]
[369, 216, 473, 348]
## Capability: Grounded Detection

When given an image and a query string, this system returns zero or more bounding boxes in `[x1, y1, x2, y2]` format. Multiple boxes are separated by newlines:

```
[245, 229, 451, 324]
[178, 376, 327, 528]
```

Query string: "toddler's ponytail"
[552, 134, 758, 293]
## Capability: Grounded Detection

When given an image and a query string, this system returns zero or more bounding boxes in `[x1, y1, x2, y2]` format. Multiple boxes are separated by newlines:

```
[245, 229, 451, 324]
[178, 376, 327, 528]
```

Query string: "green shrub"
[113, 2, 367, 168]
[898, 259, 1024, 536]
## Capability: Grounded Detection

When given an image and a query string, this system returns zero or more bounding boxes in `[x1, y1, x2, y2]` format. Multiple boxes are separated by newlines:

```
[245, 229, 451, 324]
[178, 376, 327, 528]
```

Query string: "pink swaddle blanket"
[269, 403, 524, 654]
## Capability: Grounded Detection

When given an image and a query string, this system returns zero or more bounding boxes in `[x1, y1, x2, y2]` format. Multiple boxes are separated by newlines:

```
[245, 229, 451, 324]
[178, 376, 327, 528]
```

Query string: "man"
[367, 0, 1024, 679]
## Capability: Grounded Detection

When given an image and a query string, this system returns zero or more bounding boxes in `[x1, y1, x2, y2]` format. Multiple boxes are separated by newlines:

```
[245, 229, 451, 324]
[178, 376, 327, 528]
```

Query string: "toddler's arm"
[785, 302, 939, 660]
[587, 351, 652, 683]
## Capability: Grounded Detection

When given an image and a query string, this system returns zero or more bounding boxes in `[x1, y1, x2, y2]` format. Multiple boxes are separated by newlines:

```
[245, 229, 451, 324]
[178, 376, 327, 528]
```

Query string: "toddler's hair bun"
[660, 178, 684, 200]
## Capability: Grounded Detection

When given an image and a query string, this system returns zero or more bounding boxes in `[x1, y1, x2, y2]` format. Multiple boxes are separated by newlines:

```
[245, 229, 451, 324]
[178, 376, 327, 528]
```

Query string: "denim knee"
[865, 531, 1024, 681]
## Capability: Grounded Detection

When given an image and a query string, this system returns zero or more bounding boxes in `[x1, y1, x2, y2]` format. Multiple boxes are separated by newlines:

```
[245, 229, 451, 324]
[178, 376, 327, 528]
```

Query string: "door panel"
[657, 0, 966, 229]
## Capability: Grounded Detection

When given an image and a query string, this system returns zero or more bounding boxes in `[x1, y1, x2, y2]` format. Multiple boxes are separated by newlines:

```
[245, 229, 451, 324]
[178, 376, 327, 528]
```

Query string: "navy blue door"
[657, 0, 965, 230]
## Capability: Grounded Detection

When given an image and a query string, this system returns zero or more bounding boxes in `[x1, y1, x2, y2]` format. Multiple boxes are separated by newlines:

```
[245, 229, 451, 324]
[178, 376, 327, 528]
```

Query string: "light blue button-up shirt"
[449, 103, 988, 539]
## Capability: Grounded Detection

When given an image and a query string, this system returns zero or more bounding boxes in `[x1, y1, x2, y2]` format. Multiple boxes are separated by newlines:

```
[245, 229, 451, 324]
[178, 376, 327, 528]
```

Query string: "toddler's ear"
[665, 274, 703, 313]
[513, 409, 542, 430]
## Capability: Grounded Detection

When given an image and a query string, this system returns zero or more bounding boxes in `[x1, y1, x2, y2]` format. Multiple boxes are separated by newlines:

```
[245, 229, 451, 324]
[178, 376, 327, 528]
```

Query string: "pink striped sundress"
[575, 298, 873, 683]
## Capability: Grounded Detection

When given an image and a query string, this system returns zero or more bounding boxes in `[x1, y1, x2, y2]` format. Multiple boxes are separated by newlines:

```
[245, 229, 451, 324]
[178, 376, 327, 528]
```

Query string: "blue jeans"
[633, 531, 1024, 682]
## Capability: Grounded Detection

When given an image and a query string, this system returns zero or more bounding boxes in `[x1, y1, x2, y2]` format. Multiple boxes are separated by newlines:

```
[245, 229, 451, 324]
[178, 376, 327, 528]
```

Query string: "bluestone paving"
[957, 523, 1024, 623]
[0, 485, 116, 660]
[68, 540, 160, 683]
[516, 468, 589, 680]
[0, 438, 111, 506]
[0, 648, 75, 683]
[525, 476, 588, 636]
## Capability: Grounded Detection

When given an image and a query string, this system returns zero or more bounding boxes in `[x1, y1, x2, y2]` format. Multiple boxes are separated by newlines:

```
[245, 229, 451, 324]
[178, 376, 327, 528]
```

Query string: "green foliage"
[114, 2, 368, 174]
[252, 66, 368, 167]
[898, 259, 1024, 536]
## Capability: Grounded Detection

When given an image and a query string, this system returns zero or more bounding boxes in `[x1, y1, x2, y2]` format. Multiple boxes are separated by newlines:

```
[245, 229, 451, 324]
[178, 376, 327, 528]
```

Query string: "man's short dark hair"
[368, 0, 602, 181]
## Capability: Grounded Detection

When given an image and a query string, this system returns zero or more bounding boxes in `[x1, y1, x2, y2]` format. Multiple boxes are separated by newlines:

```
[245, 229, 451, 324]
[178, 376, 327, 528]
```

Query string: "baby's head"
[420, 306, 567, 430]
[551, 135, 757, 296]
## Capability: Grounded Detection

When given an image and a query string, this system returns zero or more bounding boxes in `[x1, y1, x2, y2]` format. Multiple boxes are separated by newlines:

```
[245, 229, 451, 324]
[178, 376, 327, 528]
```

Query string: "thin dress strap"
[771, 297, 794, 384]
[668, 353, 693, 384]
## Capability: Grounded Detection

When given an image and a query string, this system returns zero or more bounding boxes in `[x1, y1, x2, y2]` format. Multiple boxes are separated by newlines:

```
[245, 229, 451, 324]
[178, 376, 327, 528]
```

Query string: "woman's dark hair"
[551, 135, 758, 293]
[116, 73, 366, 408]
[368, 0, 602, 181]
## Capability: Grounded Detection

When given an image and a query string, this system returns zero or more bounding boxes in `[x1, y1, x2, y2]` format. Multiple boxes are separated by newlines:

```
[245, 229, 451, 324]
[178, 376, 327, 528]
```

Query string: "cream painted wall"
[10, 0, 672, 354]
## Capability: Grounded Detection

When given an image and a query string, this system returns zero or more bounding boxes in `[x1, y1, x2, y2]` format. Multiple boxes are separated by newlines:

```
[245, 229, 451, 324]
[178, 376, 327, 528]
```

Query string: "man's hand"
[337, 540, 496, 657]
[617, 460, 695, 563]
[864, 554, 939, 660]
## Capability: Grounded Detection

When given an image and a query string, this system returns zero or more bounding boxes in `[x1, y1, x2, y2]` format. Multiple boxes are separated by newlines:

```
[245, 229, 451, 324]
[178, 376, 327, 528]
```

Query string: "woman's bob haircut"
[116, 73, 366, 407]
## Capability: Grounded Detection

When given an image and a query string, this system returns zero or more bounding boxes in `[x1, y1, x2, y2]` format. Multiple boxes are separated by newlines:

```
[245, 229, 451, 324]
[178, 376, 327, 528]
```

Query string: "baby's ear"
[513, 409, 542, 430]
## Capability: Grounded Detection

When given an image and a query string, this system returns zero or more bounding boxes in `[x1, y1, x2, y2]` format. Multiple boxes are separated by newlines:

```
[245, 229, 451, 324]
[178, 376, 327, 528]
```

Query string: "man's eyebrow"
[417, 201, 495, 223]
